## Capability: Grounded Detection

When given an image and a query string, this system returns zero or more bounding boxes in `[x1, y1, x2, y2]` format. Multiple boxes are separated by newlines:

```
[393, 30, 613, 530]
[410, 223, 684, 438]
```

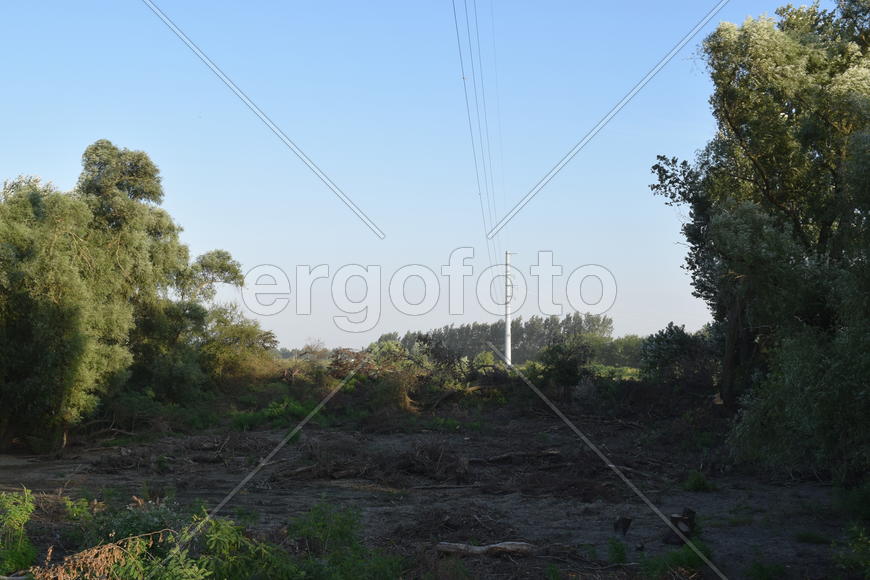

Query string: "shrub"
[731, 327, 870, 484]
[640, 322, 718, 391]
[535, 334, 593, 399]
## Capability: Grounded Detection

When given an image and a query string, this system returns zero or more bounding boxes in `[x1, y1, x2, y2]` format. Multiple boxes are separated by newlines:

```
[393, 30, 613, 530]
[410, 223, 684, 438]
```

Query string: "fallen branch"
[486, 449, 560, 463]
[436, 541, 537, 557]
[412, 484, 480, 490]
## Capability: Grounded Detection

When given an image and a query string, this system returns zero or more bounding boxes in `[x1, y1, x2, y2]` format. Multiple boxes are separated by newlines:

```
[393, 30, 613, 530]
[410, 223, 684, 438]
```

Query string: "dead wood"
[436, 541, 537, 557]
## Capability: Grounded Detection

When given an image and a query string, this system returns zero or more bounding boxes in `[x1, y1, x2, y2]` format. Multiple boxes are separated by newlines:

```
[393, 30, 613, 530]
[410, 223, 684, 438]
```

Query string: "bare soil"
[0, 406, 848, 579]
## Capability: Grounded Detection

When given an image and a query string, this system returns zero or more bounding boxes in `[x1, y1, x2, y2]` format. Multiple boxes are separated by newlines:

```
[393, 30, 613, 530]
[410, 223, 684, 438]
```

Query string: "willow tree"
[653, 1, 870, 481]
[0, 141, 254, 449]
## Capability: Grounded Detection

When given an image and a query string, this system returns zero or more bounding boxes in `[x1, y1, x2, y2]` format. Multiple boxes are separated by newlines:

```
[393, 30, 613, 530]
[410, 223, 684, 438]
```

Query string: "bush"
[641, 323, 719, 391]
[731, 327, 870, 483]
[534, 334, 593, 399]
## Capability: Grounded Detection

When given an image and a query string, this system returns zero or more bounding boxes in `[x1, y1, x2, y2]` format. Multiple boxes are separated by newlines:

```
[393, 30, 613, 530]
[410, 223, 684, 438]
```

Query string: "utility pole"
[505, 251, 515, 366]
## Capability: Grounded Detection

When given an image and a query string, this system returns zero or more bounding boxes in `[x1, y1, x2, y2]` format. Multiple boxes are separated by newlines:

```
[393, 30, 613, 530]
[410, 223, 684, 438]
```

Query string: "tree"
[640, 323, 718, 391]
[0, 142, 274, 449]
[652, 1, 870, 480]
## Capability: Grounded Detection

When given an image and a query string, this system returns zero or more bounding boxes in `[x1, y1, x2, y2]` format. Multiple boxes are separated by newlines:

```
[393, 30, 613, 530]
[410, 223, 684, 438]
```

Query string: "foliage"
[288, 501, 404, 579]
[534, 333, 593, 397]
[590, 334, 644, 368]
[730, 326, 870, 482]
[640, 323, 718, 391]
[400, 312, 612, 365]
[606, 538, 627, 564]
[0, 489, 36, 574]
[652, 1, 870, 481]
[37, 500, 402, 580]
[0, 142, 278, 449]
[836, 524, 870, 578]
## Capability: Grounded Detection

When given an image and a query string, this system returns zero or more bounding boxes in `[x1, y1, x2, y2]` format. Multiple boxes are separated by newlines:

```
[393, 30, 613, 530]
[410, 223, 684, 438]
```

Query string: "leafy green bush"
[640, 323, 718, 391]
[0, 488, 36, 574]
[732, 327, 870, 483]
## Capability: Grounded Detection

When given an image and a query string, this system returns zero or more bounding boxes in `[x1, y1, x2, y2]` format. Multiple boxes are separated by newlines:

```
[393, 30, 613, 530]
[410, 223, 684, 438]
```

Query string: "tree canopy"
[652, 0, 870, 481]
[0, 142, 276, 450]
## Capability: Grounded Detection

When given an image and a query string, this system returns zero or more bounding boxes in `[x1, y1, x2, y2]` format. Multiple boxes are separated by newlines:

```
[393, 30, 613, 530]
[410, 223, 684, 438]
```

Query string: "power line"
[471, 0, 502, 268]
[463, 0, 499, 266]
[451, 0, 497, 274]
[487, 0, 732, 238]
[140, 0, 385, 239]
[488, 0, 508, 252]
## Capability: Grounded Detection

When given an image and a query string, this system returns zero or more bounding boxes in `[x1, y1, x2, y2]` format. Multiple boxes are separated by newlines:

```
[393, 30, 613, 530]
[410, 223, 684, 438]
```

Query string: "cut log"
[436, 541, 537, 557]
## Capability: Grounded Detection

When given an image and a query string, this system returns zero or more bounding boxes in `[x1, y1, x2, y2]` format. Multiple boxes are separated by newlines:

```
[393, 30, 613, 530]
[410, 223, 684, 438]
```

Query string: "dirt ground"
[0, 406, 849, 579]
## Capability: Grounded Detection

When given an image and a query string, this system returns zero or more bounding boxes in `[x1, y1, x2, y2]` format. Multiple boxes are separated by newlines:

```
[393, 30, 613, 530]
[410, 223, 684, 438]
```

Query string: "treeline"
[381, 312, 619, 366]
[0, 141, 278, 451]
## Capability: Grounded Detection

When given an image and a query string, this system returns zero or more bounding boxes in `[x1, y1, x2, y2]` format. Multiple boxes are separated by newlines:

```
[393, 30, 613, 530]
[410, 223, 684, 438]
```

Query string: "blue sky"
[0, 1, 835, 348]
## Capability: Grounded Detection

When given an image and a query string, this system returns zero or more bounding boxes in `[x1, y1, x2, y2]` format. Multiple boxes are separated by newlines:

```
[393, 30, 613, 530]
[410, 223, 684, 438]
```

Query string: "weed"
[835, 524, 870, 578]
[683, 470, 716, 492]
[607, 538, 627, 564]
[640, 541, 711, 578]
[0, 488, 36, 574]
[64, 497, 94, 522]
[578, 543, 598, 561]
[288, 501, 404, 579]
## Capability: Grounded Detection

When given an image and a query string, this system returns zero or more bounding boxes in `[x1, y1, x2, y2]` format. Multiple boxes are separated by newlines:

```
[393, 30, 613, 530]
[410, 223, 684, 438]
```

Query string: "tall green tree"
[0, 141, 272, 449]
[653, 1, 870, 480]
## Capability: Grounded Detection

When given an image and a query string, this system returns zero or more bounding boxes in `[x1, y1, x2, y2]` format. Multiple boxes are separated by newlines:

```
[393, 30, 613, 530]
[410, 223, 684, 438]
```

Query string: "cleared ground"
[0, 406, 845, 578]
